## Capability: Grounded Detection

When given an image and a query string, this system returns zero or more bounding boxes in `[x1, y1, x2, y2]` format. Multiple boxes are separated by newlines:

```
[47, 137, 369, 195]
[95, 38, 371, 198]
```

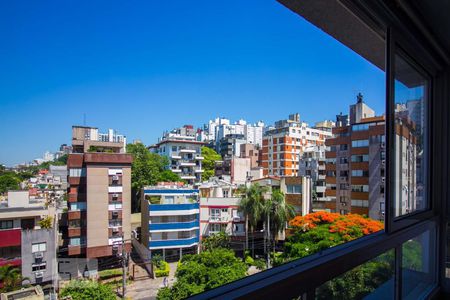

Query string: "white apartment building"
[199, 178, 245, 238]
[151, 125, 205, 185]
[206, 117, 265, 150]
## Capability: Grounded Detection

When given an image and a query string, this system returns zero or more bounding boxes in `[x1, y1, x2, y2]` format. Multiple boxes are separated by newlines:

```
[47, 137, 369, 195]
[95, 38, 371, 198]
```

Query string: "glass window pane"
[402, 229, 436, 299]
[393, 54, 427, 217]
[315, 249, 395, 300]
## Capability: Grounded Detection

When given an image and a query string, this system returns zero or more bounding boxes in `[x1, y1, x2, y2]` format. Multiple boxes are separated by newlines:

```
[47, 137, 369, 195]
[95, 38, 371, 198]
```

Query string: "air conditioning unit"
[112, 211, 119, 218]
[35, 272, 44, 279]
[380, 143, 385, 149]
[34, 252, 44, 259]
[112, 227, 120, 233]
[381, 177, 385, 184]
[112, 193, 119, 198]
[112, 175, 119, 180]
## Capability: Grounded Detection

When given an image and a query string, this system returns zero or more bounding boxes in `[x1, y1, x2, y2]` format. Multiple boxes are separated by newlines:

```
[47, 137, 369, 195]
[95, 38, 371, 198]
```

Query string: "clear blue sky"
[0, 0, 385, 166]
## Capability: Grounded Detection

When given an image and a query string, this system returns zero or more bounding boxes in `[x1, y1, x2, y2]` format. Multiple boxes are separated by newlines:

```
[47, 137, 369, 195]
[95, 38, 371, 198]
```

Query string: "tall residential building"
[140, 184, 200, 261]
[219, 134, 247, 158]
[261, 114, 332, 177]
[150, 125, 205, 185]
[0, 191, 57, 286]
[71, 126, 127, 153]
[206, 118, 265, 149]
[62, 127, 132, 265]
[325, 96, 417, 220]
[299, 145, 330, 211]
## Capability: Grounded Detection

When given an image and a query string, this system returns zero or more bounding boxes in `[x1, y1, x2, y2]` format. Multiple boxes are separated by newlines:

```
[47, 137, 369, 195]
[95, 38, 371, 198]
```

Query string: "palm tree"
[238, 184, 268, 255]
[0, 265, 23, 292]
[262, 190, 296, 268]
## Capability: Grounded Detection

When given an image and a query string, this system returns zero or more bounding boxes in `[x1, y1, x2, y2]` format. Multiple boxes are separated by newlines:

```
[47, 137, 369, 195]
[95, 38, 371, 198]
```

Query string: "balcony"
[180, 161, 196, 167]
[179, 149, 196, 154]
[68, 245, 82, 256]
[0, 229, 21, 247]
[209, 216, 231, 223]
[149, 203, 199, 216]
[181, 175, 196, 180]
[171, 154, 182, 160]
[194, 168, 204, 173]
[149, 220, 199, 231]
[149, 236, 199, 249]
[170, 168, 182, 173]
[195, 155, 204, 160]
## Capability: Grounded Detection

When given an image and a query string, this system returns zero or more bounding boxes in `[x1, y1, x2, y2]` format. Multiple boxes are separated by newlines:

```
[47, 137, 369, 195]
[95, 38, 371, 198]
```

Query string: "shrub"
[98, 268, 122, 280]
[253, 259, 266, 271]
[155, 261, 170, 277]
[244, 255, 254, 266]
[59, 280, 115, 300]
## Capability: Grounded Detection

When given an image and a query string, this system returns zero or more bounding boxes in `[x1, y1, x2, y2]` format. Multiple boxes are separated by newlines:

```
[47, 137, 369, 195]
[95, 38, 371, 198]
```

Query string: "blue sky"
[0, 0, 385, 166]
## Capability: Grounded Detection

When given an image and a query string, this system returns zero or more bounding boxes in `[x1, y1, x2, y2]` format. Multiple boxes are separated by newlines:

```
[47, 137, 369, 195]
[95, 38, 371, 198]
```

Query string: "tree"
[0, 266, 25, 292]
[157, 248, 247, 300]
[38, 216, 53, 229]
[0, 174, 20, 194]
[59, 280, 116, 300]
[237, 184, 268, 254]
[202, 232, 230, 251]
[201, 146, 221, 181]
[262, 190, 295, 265]
[126, 143, 182, 212]
[283, 211, 383, 262]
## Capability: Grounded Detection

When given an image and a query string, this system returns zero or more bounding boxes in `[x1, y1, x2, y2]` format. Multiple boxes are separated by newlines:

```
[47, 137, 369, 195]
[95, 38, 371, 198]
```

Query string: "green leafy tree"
[0, 174, 21, 194]
[59, 280, 116, 300]
[237, 184, 268, 253]
[0, 266, 25, 292]
[157, 248, 247, 300]
[201, 146, 221, 181]
[262, 190, 296, 262]
[126, 143, 182, 212]
[202, 232, 230, 251]
[38, 216, 53, 229]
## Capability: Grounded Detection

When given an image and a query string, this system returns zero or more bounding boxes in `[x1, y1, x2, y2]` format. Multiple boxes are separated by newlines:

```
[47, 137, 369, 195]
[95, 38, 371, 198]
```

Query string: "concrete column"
[180, 248, 182, 260]
[163, 249, 165, 261]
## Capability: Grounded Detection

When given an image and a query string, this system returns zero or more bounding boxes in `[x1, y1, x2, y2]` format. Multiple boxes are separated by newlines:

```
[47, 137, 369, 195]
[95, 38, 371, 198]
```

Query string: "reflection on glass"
[394, 54, 427, 217]
[402, 229, 436, 299]
[315, 249, 394, 300]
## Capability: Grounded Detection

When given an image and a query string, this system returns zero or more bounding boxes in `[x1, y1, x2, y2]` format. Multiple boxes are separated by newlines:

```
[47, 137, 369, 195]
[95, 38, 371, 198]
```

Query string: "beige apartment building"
[62, 127, 132, 264]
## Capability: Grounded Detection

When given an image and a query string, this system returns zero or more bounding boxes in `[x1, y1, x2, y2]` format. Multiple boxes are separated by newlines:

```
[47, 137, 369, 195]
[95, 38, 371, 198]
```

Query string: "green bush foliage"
[59, 280, 116, 300]
[155, 261, 170, 278]
[98, 268, 122, 280]
[157, 248, 247, 299]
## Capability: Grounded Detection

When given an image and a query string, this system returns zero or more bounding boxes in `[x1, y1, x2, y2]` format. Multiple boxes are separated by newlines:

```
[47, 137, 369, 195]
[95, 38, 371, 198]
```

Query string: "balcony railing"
[149, 236, 199, 248]
[149, 220, 199, 231]
[149, 203, 199, 211]
[0, 228, 21, 247]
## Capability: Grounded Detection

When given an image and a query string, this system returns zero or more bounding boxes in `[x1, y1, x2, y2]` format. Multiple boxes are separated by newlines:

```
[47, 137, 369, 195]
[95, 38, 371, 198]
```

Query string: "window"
[351, 154, 369, 162]
[69, 168, 86, 177]
[351, 170, 368, 177]
[339, 144, 348, 151]
[0, 220, 13, 229]
[351, 199, 369, 207]
[163, 196, 174, 204]
[69, 202, 86, 211]
[32, 262, 47, 272]
[352, 123, 370, 131]
[32, 242, 46, 253]
[352, 139, 369, 148]
[351, 185, 369, 192]
[393, 52, 428, 217]
[223, 190, 229, 198]
[287, 185, 301, 194]
[172, 146, 177, 152]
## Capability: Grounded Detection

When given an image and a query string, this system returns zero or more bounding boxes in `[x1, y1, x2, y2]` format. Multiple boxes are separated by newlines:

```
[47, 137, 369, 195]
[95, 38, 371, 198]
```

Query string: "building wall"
[86, 166, 109, 256]
[21, 228, 56, 284]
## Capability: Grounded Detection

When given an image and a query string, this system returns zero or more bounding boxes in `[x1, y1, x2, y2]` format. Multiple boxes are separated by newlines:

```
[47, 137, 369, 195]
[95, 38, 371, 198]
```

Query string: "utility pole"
[121, 234, 127, 299]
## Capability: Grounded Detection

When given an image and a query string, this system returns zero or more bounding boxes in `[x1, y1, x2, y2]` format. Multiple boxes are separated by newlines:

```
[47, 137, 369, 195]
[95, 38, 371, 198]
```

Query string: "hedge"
[155, 261, 170, 277]
[98, 268, 122, 280]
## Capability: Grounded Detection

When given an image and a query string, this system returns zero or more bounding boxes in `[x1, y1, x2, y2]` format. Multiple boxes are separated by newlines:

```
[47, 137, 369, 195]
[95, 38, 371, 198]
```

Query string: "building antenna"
[83, 113, 86, 126]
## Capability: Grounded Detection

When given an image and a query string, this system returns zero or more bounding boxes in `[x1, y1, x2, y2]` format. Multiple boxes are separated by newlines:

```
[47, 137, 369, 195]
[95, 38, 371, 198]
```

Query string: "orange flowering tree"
[281, 211, 383, 262]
